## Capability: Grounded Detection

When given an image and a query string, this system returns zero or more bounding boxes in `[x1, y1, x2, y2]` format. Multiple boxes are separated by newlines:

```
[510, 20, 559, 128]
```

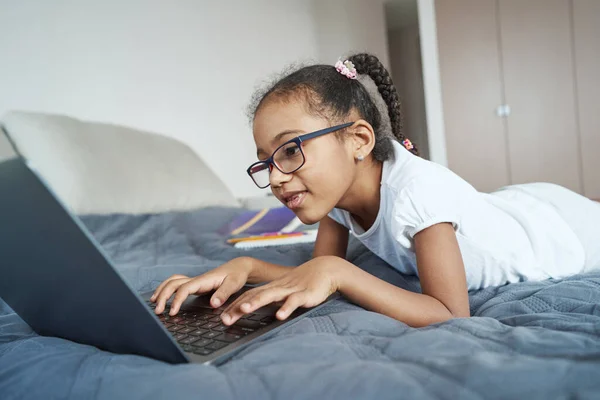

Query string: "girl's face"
[252, 99, 358, 224]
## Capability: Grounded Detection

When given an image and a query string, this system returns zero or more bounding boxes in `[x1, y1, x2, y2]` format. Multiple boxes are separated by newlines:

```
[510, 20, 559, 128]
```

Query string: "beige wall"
[573, 0, 600, 199]
[388, 26, 429, 159]
[434, 0, 600, 196]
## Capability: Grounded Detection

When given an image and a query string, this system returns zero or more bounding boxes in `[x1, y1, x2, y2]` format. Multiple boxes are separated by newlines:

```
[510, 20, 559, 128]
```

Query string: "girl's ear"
[349, 119, 376, 160]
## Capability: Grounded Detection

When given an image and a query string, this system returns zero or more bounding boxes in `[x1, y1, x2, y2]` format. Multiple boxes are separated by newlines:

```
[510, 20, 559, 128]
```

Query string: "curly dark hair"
[248, 53, 418, 160]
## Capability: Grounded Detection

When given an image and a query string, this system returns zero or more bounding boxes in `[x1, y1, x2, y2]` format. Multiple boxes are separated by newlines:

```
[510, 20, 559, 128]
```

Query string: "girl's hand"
[151, 257, 255, 316]
[220, 256, 342, 325]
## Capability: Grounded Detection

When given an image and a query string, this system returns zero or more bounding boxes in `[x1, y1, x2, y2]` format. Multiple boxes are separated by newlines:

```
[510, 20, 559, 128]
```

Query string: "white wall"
[0, 0, 391, 198]
[0, 0, 321, 198]
[313, 0, 390, 68]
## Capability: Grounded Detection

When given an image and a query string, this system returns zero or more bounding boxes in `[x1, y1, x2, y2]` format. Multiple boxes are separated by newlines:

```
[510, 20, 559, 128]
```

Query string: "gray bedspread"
[1, 207, 599, 399]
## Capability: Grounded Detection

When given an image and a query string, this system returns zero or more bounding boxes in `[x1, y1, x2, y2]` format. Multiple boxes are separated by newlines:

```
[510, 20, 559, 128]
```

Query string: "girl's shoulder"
[383, 148, 480, 233]
[383, 147, 476, 198]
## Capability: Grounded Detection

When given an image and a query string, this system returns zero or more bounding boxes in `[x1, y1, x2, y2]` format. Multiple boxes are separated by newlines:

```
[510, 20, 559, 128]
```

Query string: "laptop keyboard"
[146, 300, 275, 356]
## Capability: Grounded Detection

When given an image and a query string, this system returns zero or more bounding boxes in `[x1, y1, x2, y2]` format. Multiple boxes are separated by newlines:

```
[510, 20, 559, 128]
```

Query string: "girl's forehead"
[253, 100, 327, 139]
[252, 101, 331, 158]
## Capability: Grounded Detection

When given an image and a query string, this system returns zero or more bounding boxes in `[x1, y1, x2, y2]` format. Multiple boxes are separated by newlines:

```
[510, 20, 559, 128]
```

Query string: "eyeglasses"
[247, 122, 354, 188]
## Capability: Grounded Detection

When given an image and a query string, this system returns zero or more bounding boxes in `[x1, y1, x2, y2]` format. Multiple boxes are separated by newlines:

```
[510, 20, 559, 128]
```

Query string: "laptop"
[0, 156, 338, 365]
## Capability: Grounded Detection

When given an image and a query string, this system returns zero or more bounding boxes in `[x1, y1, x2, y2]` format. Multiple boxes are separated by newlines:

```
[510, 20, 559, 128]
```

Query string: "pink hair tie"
[402, 138, 414, 151]
[335, 60, 357, 79]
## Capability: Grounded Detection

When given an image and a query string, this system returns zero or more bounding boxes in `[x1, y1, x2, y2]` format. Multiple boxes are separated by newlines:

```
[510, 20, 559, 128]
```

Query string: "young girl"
[152, 53, 600, 328]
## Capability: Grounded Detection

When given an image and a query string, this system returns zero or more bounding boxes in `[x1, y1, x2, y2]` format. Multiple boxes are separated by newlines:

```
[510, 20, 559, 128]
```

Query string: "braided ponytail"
[348, 53, 418, 156]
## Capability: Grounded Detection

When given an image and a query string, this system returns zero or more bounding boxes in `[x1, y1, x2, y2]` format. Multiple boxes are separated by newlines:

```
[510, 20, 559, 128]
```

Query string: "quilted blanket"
[1, 207, 599, 399]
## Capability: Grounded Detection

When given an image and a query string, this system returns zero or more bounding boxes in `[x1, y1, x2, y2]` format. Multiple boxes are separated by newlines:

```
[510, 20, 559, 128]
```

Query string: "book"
[233, 230, 318, 249]
[220, 207, 318, 248]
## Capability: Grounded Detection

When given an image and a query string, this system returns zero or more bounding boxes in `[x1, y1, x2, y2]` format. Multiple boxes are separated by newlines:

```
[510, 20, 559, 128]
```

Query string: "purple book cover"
[219, 207, 297, 237]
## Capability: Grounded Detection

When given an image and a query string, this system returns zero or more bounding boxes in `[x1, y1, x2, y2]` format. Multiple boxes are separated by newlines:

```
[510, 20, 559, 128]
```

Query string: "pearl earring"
[357, 155, 364, 161]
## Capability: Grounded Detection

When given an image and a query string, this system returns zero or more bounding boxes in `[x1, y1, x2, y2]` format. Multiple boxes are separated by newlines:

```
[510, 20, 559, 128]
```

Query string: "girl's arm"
[219, 222, 469, 328]
[337, 222, 470, 327]
[313, 216, 349, 259]
[248, 216, 349, 283]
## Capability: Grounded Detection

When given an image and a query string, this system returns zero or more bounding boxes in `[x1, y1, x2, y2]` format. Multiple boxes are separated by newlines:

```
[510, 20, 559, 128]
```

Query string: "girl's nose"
[269, 165, 292, 188]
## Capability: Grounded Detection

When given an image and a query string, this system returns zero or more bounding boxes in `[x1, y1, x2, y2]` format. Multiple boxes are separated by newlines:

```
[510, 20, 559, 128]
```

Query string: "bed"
[1, 206, 600, 399]
[1, 111, 599, 399]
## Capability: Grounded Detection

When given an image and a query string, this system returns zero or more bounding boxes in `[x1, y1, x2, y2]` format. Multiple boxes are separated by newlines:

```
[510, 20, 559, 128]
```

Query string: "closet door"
[573, 0, 600, 198]
[499, 0, 582, 192]
[436, 0, 509, 192]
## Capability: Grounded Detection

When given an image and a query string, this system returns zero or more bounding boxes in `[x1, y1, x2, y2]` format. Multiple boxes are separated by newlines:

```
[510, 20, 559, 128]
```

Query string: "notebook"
[221, 207, 318, 249]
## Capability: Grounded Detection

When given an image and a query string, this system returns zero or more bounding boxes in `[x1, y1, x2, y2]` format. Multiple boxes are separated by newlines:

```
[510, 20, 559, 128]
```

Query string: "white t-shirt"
[328, 140, 585, 290]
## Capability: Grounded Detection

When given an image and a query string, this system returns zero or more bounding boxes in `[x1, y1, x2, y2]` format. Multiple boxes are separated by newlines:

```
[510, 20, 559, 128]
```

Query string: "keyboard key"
[215, 333, 243, 343]
[193, 348, 214, 356]
[248, 314, 264, 321]
[212, 324, 228, 332]
[171, 317, 184, 324]
[168, 325, 183, 333]
[192, 338, 214, 347]
[179, 336, 198, 345]
[163, 323, 174, 329]
[181, 345, 194, 353]
[260, 316, 276, 323]
[190, 313, 211, 321]
[174, 333, 188, 341]
[206, 341, 228, 351]
[203, 322, 220, 329]
[203, 331, 220, 339]
[234, 319, 262, 330]
[225, 327, 246, 335]
[189, 328, 209, 336]
[178, 327, 195, 334]
[189, 321, 208, 328]
[209, 316, 222, 322]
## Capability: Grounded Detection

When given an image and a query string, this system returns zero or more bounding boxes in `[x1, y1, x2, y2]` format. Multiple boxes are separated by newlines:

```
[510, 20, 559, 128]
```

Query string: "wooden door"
[499, 0, 582, 192]
[436, 0, 510, 192]
[573, 0, 600, 198]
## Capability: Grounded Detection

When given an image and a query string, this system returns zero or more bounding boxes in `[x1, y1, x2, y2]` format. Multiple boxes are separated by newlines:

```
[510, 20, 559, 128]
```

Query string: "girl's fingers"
[220, 289, 257, 321]
[222, 283, 276, 316]
[211, 275, 244, 308]
[276, 292, 307, 320]
[154, 277, 190, 314]
[222, 286, 292, 325]
[170, 275, 222, 315]
[151, 274, 188, 302]
[242, 286, 292, 313]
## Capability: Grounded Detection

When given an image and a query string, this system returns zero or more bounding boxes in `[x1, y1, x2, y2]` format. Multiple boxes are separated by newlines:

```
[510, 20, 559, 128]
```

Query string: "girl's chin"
[294, 207, 327, 226]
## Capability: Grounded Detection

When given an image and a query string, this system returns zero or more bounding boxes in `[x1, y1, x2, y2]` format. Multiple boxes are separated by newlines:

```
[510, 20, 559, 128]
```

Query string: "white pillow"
[0, 129, 16, 161]
[1, 111, 239, 215]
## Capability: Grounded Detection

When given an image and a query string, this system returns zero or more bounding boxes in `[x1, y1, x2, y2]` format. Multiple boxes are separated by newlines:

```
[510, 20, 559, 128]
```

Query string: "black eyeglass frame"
[246, 122, 354, 188]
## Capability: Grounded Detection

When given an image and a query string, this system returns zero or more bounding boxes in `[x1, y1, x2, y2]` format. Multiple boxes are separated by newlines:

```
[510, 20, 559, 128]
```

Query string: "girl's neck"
[338, 159, 383, 232]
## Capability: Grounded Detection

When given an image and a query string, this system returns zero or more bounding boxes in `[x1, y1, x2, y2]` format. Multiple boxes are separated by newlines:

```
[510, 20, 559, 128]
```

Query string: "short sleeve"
[392, 167, 476, 238]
